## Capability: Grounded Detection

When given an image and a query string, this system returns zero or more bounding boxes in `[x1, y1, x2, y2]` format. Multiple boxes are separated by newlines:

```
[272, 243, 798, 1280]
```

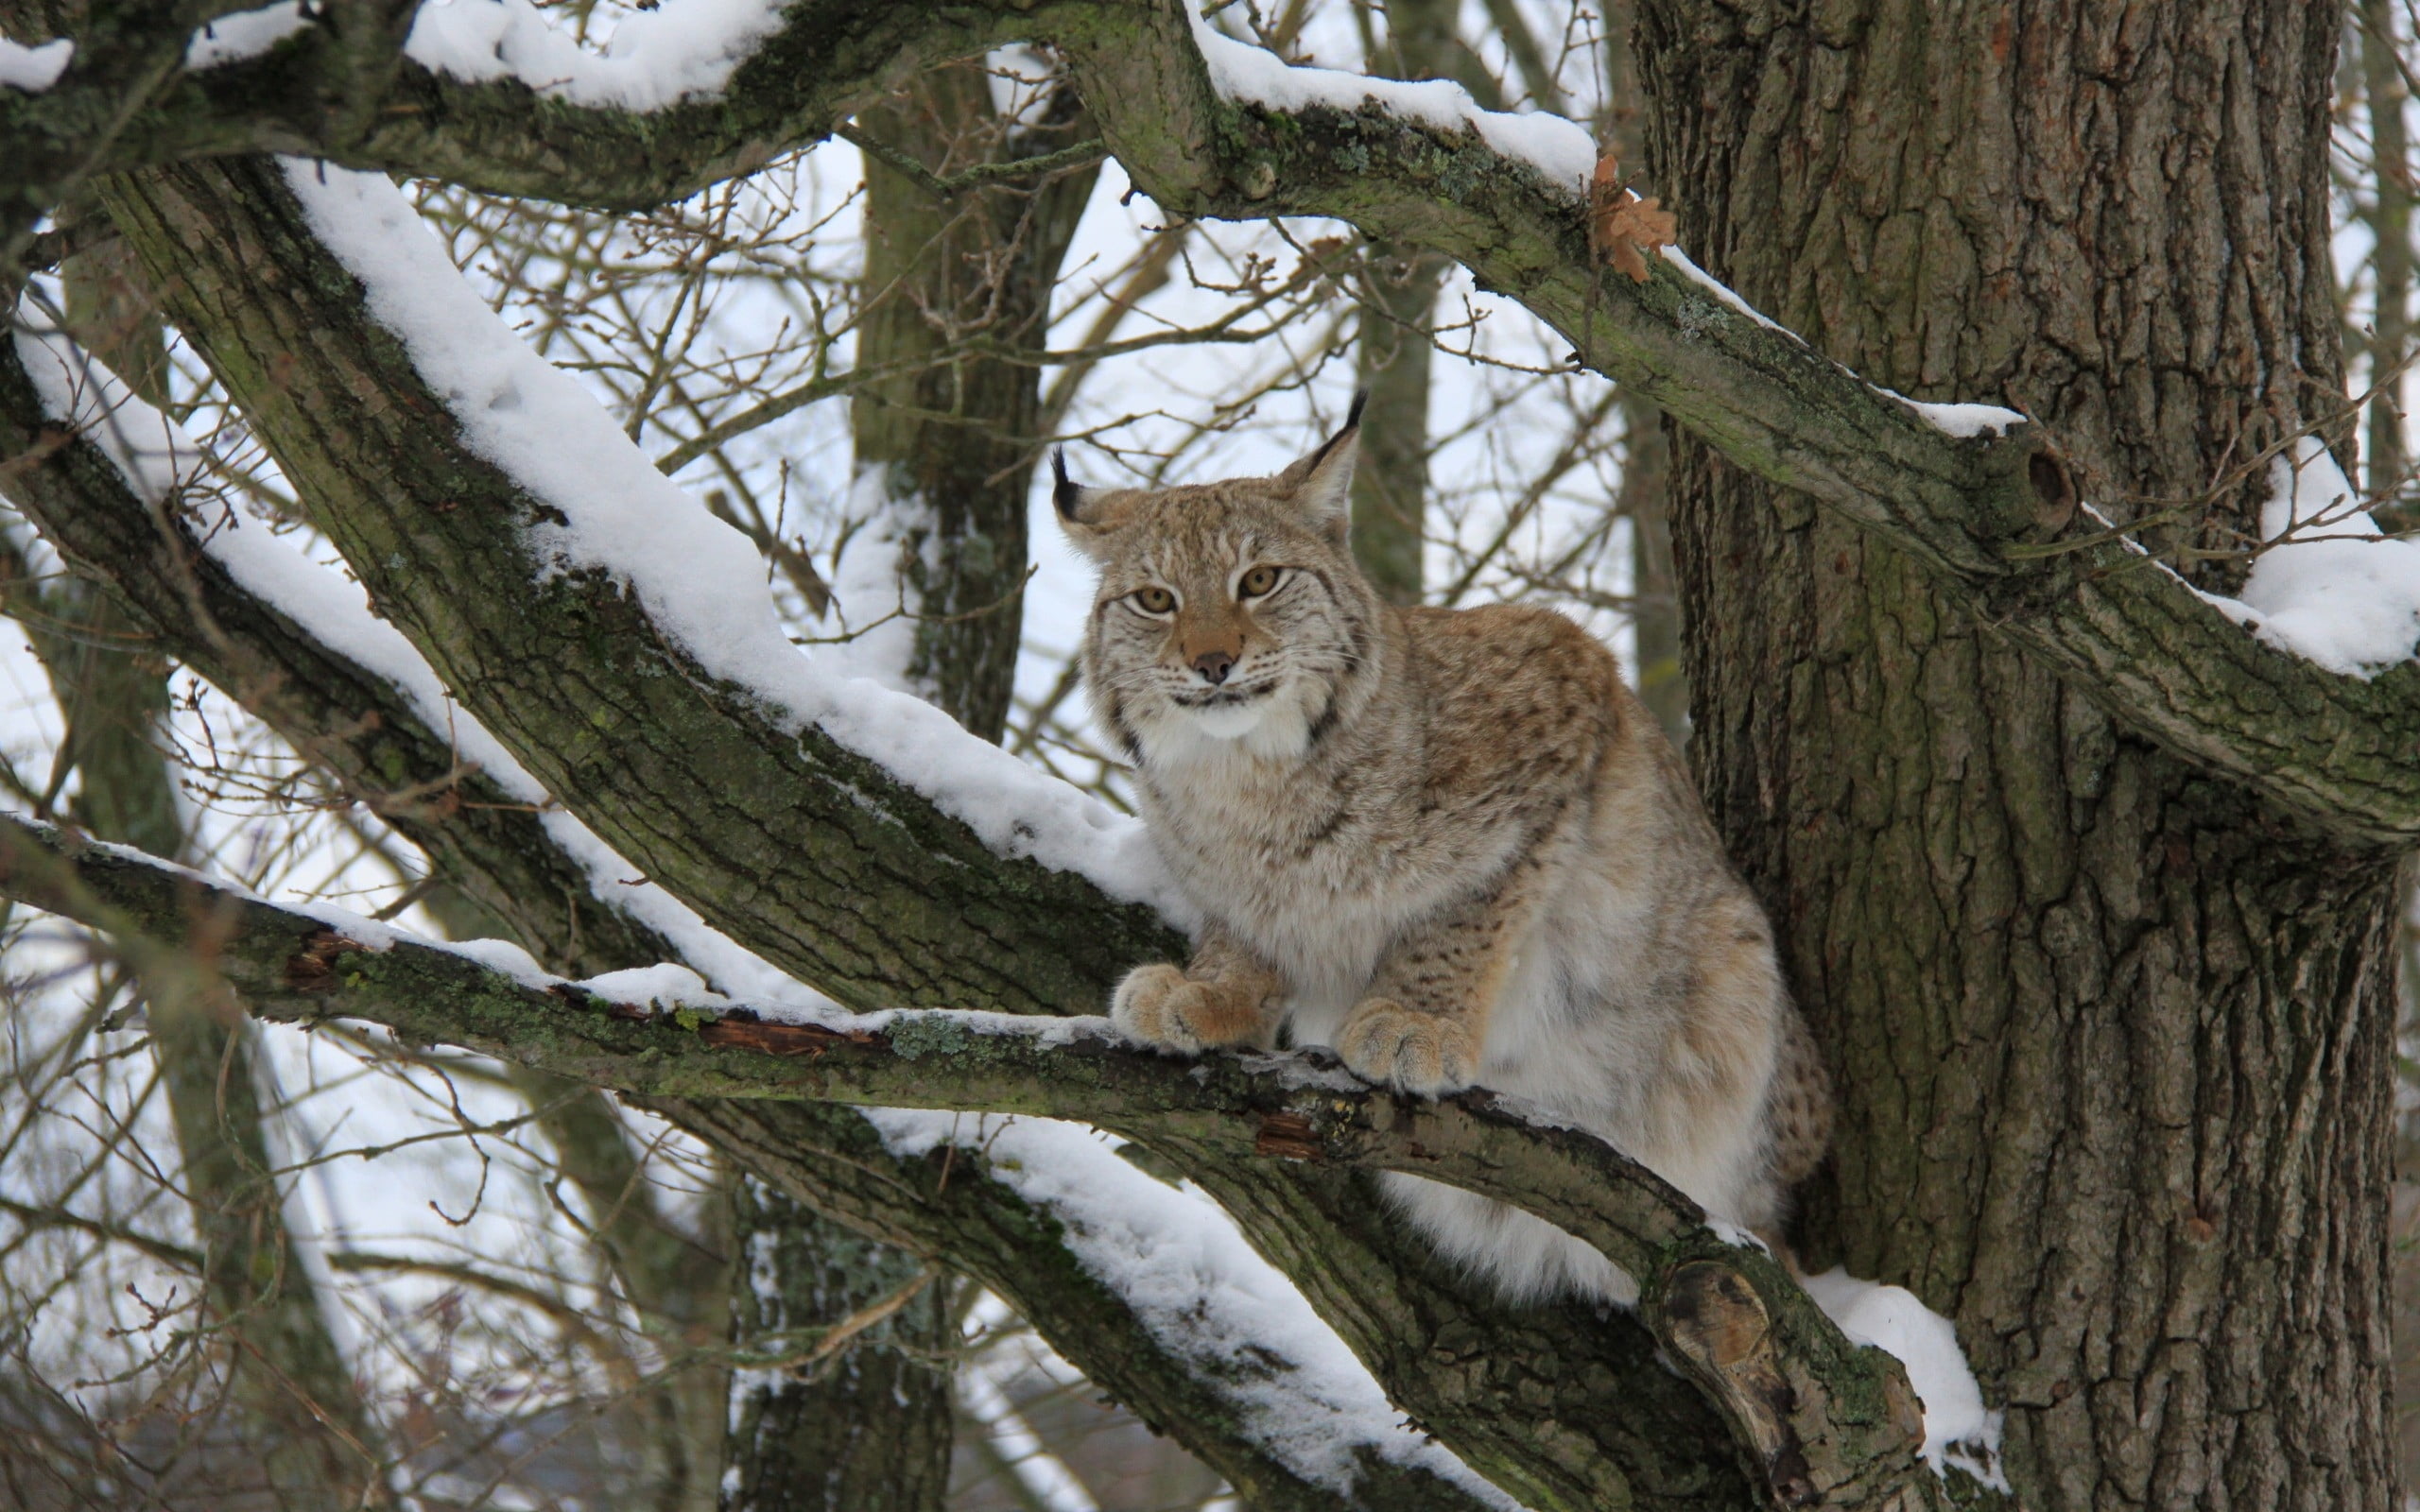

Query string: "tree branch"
[0, 0, 1023, 217]
[0, 812, 1979, 1512]
[0, 315, 683, 971]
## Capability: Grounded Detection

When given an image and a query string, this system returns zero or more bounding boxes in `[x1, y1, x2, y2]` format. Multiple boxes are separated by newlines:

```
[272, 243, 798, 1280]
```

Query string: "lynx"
[1056, 398, 1831, 1303]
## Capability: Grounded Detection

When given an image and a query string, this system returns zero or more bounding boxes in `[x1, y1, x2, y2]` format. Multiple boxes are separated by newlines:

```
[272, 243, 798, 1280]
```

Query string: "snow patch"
[2202, 438, 2420, 676]
[442, 936, 554, 987]
[1657, 246, 1789, 335]
[1799, 1269, 2003, 1488]
[1879, 390, 2026, 438]
[575, 963, 725, 1012]
[404, 0, 787, 111]
[186, 2, 310, 69]
[278, 162, 1187, 922]
[1184, 6, 1593, 197]
[0, 35, 70, 91]
[868, 1111, 1521, 1507]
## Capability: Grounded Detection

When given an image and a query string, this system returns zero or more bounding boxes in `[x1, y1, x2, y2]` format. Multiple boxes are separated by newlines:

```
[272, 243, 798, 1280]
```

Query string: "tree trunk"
[735, 69, 1104, 1507]
[722, 1176, 954, 1512]
[1348, 237, 1440, 606]
[31, 230, 389, 1510]
[2363, 0, 2414, 537]
[1639, 4, 2398, 1507]
[1344, 0, 1465, 606]
[844, 64, 1097, 740]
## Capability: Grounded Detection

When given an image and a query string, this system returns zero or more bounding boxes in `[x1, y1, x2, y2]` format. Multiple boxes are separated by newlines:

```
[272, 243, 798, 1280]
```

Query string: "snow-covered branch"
[0, 305, 709, 981]
[0, 0, 1018, 220]
[0, 812, 1989, 1512]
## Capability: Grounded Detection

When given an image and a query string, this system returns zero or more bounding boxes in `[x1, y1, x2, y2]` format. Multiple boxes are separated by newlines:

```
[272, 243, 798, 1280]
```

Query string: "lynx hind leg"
[1642, 904, 1800, 1225]
[1110, 963, 1273, 1054]
[1336, 999, 1479, 1096]
[1763, 1006, 1835, 1189]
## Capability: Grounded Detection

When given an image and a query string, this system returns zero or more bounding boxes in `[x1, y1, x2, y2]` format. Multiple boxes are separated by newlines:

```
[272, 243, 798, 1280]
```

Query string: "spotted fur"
[1058, 408, 1832, 1304]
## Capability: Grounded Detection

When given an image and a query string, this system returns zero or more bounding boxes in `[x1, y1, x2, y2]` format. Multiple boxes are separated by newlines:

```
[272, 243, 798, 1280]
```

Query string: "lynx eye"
[1132, 585, 1176, 614]
[1238, 565, 1283, 598]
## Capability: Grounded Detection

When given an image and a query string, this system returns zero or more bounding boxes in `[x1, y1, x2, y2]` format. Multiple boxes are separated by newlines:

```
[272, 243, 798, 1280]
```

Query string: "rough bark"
[1620, 393, 1685, 744]
[721, 1177, 953, 1512]
[1348, 236, 1442, 605]
[1635, 4, 2398, 1508]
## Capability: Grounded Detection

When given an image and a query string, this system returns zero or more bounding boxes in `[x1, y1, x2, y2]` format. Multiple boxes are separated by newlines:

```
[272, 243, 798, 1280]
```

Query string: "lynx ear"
[1052, 448, 1116, 558]
[1274, 389, 1367, 541]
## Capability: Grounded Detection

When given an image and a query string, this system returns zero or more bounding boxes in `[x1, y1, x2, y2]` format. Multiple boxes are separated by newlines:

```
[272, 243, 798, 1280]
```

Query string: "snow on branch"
[278, 160, 1184, 922]
[188, 0, 790, 109]
[0, 811, 1983, 1512]
[883, 1112, 1522, 1510]
[399, 0, 781, 111]
[2191, 438, 2420, 677]
[6, 306, 814, 1002]
[1180, 1, 1593, 197]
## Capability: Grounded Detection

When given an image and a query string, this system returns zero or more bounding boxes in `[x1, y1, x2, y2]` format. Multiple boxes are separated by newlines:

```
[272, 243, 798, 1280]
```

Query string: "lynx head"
[1057, 396, 1381, 765]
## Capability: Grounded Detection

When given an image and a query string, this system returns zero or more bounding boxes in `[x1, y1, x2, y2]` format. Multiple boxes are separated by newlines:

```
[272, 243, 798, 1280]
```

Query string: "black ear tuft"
[1052, 448, 1081, 520]
[1298, 391, 1370, 475]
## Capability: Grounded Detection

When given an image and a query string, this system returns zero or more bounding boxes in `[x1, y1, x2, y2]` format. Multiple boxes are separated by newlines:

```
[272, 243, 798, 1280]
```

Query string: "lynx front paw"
[1110, 964, 1267, 1054]
[1335, 999, 1478, 1096]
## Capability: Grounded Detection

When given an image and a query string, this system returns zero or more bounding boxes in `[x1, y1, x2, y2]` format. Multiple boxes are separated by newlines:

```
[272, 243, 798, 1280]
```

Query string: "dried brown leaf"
[1587, 153, 1677, 284]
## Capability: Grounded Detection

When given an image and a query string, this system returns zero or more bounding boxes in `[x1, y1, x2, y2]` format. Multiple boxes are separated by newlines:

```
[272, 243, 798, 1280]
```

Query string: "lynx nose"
[1191, 649, 1236, 685]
